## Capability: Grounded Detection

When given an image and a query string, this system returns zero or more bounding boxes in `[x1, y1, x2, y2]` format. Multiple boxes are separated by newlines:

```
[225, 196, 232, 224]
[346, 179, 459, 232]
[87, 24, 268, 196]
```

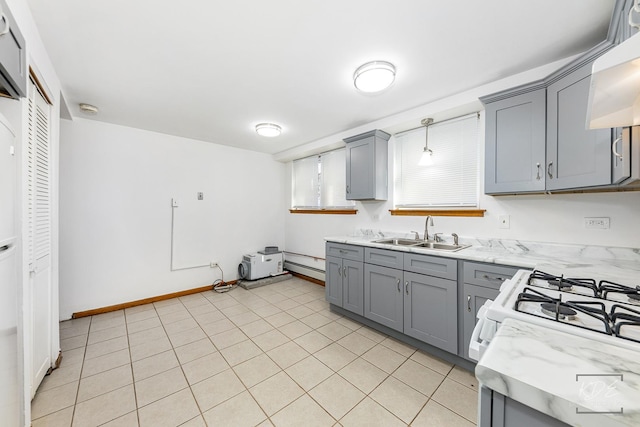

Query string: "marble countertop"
[325, 234, 640, 283]
[476, 318, 640, 427]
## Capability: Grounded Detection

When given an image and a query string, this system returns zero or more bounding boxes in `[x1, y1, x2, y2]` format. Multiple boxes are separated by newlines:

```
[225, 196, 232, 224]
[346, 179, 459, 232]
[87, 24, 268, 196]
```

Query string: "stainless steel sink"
[414, 242, 471, 251]
[373, 238, 422, 246]
[373, 238, 470, 252]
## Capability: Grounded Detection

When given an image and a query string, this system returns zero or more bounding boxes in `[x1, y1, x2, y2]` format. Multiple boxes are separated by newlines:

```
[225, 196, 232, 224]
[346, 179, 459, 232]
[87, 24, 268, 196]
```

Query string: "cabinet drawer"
[463, 261, 518, 290]
[364, 247, 403, 269]
[403, 253, 457, 280]
[325, 242, 364, 262]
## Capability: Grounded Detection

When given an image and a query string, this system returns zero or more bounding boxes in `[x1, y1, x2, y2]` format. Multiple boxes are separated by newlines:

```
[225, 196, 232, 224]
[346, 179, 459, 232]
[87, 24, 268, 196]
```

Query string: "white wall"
[284, 117, 640, 262]
[59, 118, 286, 319]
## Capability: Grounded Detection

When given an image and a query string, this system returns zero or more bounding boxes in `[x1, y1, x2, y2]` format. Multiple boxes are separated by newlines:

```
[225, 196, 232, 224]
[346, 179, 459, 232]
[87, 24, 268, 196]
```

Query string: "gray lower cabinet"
[325, 256, 344, 307]
[480, 386, 570, 427]
[461, 261, 518, 361]
[325, 243, 364, 315]
[344, 130, 390, 201]
[404, 271, 458, 354]
[363, 249, 458, 353]
[363, 263, 404, 332]
[342, 259, 364, 315]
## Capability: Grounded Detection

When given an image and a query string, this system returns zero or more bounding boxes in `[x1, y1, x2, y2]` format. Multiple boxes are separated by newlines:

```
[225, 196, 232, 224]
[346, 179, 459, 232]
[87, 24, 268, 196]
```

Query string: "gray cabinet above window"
[344, 129, 390, 201]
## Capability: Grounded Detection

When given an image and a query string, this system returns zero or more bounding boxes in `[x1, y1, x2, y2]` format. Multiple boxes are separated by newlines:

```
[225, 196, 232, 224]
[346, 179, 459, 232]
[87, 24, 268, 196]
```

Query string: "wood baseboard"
[290, 271, 325, 287]
[72, 274, 324, 319]
[72, 282, 236, 318]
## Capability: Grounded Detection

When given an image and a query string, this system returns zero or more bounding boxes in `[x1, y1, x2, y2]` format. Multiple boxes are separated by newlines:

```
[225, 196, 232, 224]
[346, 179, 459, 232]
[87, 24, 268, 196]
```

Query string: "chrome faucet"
[424, 215, 434, 241]
[433, 233, 443, 242]
[452, 233, 459, 246]
[410, 231, 420, 240]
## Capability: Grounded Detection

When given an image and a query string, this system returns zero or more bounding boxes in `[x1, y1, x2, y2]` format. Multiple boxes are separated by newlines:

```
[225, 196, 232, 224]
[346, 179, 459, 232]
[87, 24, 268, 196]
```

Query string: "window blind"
[394, 114, 479, 207]
[292, 148, 355, 209]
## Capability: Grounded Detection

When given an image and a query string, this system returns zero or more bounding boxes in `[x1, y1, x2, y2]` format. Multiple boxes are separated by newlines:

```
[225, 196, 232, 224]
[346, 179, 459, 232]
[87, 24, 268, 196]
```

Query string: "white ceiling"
[27, 0, 614, 155]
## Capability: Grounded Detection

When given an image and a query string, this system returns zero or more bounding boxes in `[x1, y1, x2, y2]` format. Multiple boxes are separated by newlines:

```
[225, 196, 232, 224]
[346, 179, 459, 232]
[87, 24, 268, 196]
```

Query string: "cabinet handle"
[547, 161, 553, 179]
[346, 185, 350, 194]
[0, 13, 9, 37]
[483, 274, 504, 282]
[612, 136, 623, 161]
[396, 278, 400, 292]
[339, 249, 347, 254]
[467, 295, 471, 312]
[343, 266, 346, 277]
[405, 281, 409, 295]
[535, 162, 541, 180]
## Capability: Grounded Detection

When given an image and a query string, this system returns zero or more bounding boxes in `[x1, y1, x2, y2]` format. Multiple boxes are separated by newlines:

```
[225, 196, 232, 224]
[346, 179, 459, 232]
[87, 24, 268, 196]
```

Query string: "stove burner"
[627, 294, 640, 306]
[515, 287, 612, 335]
[547, 279, 573, 290]
[600, 280, 640, 304]
[540, 302, 577, 320]
[527, 270, 598, 296]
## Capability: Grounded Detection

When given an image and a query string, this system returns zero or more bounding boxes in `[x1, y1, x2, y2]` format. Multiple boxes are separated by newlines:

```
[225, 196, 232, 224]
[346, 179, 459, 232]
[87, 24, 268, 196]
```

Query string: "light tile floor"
[32, 277, 478, 427]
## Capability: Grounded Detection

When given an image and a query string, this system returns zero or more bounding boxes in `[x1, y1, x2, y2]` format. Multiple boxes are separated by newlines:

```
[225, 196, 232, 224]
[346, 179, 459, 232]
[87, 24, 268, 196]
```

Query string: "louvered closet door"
[27, 77, 53, 396]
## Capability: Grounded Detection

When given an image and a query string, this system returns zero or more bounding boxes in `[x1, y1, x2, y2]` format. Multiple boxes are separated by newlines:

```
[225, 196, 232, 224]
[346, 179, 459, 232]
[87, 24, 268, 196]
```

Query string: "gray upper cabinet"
[546, 61, 613, 190]
[0, 0, 26, 98]
[484, 89, 546, 194]
[344, 130, 390, 200]
[481, 0, 639, 196]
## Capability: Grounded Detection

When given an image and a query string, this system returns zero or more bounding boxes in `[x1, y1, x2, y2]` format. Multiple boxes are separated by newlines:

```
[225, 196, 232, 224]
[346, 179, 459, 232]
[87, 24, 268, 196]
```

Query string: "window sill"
[289, 209, 358, 215]
[390, 209, 485, 217]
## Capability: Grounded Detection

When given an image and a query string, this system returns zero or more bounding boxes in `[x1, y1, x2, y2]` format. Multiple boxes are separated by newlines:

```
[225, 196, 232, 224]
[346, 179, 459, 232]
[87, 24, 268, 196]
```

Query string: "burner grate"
[527, 270, 598, 296]
[610, 304, 640, 344]
[515, 287, 612, 335]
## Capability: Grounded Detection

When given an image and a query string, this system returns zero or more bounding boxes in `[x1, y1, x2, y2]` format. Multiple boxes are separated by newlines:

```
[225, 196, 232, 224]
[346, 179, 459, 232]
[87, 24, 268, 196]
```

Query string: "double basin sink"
[373, 238, 470, 252]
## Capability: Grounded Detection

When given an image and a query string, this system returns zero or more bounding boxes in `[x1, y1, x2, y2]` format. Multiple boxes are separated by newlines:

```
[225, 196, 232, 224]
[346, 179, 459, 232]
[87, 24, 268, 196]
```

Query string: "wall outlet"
[210, 262, 218, 268]
[584, 217, 610, 229]
[498, 215, 510, 229]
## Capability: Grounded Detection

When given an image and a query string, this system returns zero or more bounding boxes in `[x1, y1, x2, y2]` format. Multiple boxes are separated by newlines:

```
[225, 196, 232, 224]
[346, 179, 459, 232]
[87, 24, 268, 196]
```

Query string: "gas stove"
[470, 269, 640, 360]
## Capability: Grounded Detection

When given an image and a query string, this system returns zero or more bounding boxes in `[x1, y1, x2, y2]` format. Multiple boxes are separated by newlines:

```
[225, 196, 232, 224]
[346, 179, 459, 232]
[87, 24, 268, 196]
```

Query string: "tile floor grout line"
[48, 279, 477, 426]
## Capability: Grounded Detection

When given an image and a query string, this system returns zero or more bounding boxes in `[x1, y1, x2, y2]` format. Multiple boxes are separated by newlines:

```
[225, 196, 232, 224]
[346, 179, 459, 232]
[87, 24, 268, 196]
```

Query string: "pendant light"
[419, 118, 434, 166]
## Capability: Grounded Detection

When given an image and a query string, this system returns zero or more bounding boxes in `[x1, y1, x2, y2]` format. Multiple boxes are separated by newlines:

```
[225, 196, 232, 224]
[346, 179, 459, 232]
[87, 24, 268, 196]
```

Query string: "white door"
[27, 77, 53, 396]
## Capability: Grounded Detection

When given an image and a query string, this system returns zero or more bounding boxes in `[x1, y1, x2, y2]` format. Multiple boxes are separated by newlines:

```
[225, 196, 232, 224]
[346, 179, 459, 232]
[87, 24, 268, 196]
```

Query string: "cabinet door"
[325, 256, 343, 306]
[346, 136, 374, 200]
[546, 62, 612, 190]
[612, 127, 630, 184]
[404, 271, 457, 353]
[342, 259, 364, 316]
[364, 264, 403, 332]
[484, 89, 546, 194]
[461, 284, 499, 361]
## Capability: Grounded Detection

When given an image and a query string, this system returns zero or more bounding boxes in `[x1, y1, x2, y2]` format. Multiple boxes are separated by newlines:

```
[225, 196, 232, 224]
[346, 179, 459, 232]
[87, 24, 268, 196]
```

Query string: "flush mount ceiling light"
[255, 123, 282, 137]
[353, 61, 396, 93]
[419, 118, 434, 166]
[79, 103, 99, 115]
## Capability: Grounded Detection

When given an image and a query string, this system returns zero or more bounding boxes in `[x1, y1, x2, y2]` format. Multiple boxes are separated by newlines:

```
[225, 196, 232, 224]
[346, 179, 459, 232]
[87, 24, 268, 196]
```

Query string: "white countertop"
[475, 318, 640, 427]
[325, 235, 640, 283]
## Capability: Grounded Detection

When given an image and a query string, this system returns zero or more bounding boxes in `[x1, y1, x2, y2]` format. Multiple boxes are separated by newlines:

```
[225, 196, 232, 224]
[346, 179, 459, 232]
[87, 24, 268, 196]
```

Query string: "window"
[292, 149, 355, 210]
[394, 113, 479, 208]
